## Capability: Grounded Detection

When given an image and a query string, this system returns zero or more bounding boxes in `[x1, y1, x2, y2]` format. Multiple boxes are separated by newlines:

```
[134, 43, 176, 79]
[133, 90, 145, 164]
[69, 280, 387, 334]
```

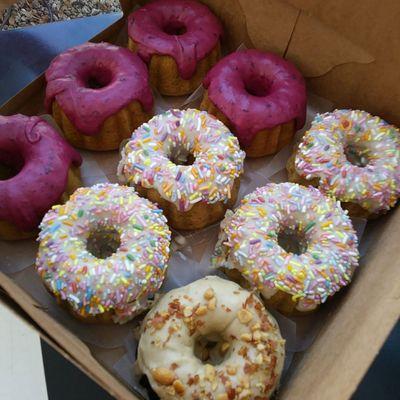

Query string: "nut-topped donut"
[213, 183, 359, 315]
[45, 42, 153, 151]
[138, 276, 285, 400]
[118, 109, 245, 230]
[36, 183, 171, 324]
[287, 109, 400, 218]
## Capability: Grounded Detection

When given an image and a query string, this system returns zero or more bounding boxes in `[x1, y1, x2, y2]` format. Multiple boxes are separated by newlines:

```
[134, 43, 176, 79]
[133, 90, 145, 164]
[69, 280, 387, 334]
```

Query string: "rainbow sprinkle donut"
[212, 183, 359, 314]
[36, 183, 171, 324]
[118, 109, 245, 230]
[288, 109, 400, 217]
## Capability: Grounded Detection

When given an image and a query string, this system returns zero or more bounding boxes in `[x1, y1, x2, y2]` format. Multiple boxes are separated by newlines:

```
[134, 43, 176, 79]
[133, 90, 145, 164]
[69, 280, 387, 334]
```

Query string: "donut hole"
[168, 146, 195, 166]
[244, 75, 272, 97]
[194, 333, 229, 366]
[83, 67, 113, 90]
[344, 143, 370, 167]
[162, 20, 187, 36]
[0, 151, 24, 180]
[277, 227, 308, 255]
[86, 225, 121, 259]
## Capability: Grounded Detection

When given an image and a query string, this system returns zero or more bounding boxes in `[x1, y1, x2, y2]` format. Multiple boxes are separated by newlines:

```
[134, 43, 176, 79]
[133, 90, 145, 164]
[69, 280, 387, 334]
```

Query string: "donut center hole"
[86, 225, 121, 259]
[194, 333, 228, 366]
[277, 227, 308, 255]
[84, 67, 113, 89]
[344, 143, 370, 167]
[244, 75, 271, 97]
[168, 147, 195, 166]
[0, 151, 24, 180]
[163, 20, 187, 36]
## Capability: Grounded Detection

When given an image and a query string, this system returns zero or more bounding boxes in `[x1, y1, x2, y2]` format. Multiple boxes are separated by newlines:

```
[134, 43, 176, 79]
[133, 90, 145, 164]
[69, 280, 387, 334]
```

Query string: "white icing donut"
[212, 183, 359, 312]
[138, 276, 285, 399]
[293, 109, 400, 215]
[118, 109, 245, 212]
[36, 183, 171, 323]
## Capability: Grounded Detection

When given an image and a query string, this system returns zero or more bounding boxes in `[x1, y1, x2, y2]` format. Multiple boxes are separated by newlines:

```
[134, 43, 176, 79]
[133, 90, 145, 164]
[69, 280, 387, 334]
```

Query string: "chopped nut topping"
[244, 362, 258, 374]
[204, 288, 215, 300]
[153, 321, 164, 330]
[257, 344, 265, 351]
[237, 309, 253, 324]
[255, 353, 264, 365]
[160, 311, 169, 318]
[253, 331, 261, 342]
[195, 305, 208, 316]
[250, 323, 261, 332]
[151, 367, 175, 386]
[205, 364, 216, 381]
[216, 394, 228, 400]
[227, 388, 236, 399]
[183, 306, 193, 317]
[240, 333, 252, 342]
[239, 388, 252, 398]
[187, 374, 199, 385]
[227, 365, 237, 375]
[165, 386, 176, 395]
[241, 377, 250, 388]
[208, 297, 216, 310]
[173, 379, 185, 395]
[220, 342, 230, 353]
[238, 346, 248, 357]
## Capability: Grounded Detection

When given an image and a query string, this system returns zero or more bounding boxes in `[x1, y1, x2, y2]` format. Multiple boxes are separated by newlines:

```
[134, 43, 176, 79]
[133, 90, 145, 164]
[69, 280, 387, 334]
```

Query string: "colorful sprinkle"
[36, 183, 171, 324]
[212, 183, 359, 309]
[293, 109, 400, 214]
[117, 109, 245, 211]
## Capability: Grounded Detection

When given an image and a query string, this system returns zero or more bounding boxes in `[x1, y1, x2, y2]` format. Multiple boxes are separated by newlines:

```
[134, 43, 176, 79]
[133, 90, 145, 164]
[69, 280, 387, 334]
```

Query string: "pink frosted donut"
[201, 49, 306, 157]
[127, 0, 223, 96]
[0, 114, 82, 239]
[45, 42, 153, 150]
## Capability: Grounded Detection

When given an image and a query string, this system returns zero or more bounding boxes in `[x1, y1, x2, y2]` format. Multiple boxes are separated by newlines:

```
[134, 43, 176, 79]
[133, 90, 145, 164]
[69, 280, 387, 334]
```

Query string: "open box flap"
[237, 0, 374, 77]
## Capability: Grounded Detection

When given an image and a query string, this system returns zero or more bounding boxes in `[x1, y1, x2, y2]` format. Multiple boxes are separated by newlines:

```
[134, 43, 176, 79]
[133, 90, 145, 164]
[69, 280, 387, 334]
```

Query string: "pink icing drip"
[45, 42, 153, 136]
[0, 115, 82, 231]
[203, 50, 307, 147]
[128, 0, 223, 80]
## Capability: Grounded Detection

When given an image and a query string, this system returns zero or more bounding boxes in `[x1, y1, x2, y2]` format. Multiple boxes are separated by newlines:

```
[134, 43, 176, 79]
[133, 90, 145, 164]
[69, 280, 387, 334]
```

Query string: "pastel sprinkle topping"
[36, 183, 171, 323]
[294, 109, 400, 214]
[212, 183, 359, 309]
[118, 109, 245, 212]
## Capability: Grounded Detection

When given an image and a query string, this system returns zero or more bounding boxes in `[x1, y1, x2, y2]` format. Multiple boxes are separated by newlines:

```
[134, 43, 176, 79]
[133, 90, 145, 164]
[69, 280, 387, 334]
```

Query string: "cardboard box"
[1, 1, 400, 399]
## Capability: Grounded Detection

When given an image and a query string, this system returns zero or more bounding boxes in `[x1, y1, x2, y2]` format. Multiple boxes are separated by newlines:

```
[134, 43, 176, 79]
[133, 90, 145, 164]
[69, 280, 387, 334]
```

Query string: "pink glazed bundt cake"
[45, 42, 153, 151]
[201, 49, 307, 158]
[128, 0, 223, 96]
[0, 115, 82, 240]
